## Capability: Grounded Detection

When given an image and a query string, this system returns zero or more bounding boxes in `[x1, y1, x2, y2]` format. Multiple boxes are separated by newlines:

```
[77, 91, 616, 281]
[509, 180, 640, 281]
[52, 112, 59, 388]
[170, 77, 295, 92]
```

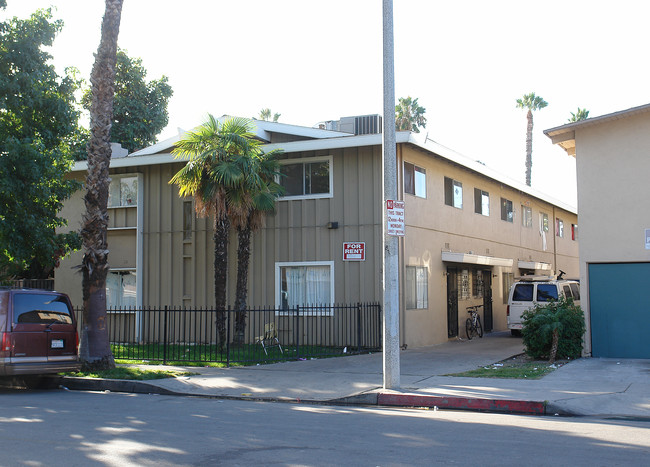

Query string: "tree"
[170, 116, 256, 348]
[259, 108, 280, 122]
[0, 6, 82, 280]
[516, 92, 548, 186]
[80, 0, 124, 370]
[568, 107, 589, 122]
[80, 49, 173, 154]
[395, 96, 427, 133]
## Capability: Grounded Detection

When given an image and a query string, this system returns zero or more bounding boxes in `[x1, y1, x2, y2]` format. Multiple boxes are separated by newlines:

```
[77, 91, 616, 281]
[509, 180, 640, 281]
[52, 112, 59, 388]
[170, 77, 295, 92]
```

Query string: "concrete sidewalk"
[60, 332, 650, 419]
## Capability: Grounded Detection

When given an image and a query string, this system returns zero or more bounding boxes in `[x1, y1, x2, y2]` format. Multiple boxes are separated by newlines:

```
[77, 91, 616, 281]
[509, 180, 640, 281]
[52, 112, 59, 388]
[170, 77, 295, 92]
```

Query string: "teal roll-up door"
[589, 263, 650, 358]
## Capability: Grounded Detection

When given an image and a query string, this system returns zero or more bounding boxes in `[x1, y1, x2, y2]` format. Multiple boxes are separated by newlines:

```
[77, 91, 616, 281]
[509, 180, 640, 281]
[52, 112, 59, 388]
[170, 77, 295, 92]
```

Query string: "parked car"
[0, 288, 80, 376]
[506, 275, 580, 336]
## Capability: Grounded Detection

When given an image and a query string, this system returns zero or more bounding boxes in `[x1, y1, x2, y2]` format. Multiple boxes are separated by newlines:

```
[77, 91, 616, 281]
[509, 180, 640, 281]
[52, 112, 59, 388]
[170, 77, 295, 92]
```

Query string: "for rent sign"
[386, 199, 405, 236]
[343, 242, 365, 261]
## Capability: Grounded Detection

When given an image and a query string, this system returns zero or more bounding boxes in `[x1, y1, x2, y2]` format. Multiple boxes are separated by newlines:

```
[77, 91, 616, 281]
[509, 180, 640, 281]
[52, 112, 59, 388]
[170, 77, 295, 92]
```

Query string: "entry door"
[482, 271, 493, 332]
[447, 268, 459, 338]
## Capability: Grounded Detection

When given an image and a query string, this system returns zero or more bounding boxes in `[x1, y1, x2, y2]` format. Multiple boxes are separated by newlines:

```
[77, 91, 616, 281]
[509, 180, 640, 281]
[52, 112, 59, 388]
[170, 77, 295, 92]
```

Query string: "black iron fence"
[75, 303, 382, 366]
[4, 279, 54, 290]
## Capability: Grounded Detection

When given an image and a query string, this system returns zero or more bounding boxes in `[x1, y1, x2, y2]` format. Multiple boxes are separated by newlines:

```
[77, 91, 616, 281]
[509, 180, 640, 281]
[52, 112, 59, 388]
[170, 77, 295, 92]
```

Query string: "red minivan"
[0, 288, 80, 376]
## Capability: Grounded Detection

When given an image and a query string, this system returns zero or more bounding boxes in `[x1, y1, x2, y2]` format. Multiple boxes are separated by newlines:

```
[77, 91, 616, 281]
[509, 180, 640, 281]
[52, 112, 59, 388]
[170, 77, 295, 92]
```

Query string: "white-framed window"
[108, 174, 138, 207]
[540, 212, 549, 232]
[276, 261, 334, 315]
[404, 162, 426, 198]
[459, 269, 470, 300]
[474, 188, 489, 216]
[405, 266, 428, 309]
[501, 197, 514, 222]
[278, 156, 332, 200]
[444, 177, 463, 209]
[522, 205, 533, 227]
[556, 218, 564, 238]
[106, 269, 137, 309]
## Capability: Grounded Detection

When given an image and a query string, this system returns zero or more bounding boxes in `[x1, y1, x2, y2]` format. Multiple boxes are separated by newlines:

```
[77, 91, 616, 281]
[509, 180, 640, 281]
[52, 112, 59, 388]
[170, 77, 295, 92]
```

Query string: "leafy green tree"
[568, 107, 589, 122]
[81, 49, 173, 154]
[0, 6, 82, 280]
[516, 92, 548, 186]
[80, 0, 124, 370]
[259, 108, 280, 122]
[395, 96, 427, 133]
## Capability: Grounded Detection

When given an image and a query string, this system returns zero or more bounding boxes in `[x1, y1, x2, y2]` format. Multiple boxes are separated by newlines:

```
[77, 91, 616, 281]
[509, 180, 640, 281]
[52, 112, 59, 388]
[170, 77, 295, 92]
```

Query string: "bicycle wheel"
[476, 316, 483, 338]
[466, 318, 473, 340]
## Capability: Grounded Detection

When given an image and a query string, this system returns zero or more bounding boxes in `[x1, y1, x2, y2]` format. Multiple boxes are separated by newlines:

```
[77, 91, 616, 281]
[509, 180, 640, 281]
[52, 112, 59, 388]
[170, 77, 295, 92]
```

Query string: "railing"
[3, 279, 54, 290]
[75, 303, 382, 366]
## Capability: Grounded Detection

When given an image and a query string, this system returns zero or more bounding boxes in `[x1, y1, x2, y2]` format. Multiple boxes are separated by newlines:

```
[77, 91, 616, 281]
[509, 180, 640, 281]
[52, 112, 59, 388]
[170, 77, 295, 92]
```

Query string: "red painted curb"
[377, 393, 546, 415]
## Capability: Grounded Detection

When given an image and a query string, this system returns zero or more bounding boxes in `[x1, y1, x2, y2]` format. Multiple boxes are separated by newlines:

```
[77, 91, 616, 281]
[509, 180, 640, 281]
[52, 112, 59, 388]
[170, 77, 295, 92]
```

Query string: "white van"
[506, 275, 580, 336]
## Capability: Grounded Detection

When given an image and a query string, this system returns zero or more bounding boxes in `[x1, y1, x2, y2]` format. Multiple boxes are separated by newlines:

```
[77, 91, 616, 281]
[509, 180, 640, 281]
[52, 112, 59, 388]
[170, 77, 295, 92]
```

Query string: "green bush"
[521, 297, 585, 360]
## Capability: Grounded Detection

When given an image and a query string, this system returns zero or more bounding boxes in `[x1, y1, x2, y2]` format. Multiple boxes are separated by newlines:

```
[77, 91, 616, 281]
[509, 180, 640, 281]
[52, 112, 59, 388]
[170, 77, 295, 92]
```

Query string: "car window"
[13, 293, 73, 325]
[536, 284, 558, 302]
[570, 283, 580, 300]
[512, 284, 534, 301]
[563, 285, 572, 298]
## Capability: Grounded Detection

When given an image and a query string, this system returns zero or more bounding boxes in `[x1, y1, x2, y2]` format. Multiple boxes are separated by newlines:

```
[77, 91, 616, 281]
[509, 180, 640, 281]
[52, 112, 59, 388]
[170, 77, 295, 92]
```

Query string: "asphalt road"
[0, 389, 648, 466]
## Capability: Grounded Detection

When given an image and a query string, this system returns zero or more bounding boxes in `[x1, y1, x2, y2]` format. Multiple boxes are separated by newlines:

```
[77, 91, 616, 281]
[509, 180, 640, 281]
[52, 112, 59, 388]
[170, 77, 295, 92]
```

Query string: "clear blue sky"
[5, 0, 650, 206]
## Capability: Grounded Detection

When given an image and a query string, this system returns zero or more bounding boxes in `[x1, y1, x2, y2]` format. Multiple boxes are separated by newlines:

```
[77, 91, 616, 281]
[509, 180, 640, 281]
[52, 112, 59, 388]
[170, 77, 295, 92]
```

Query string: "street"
[0, 389, 648, 466]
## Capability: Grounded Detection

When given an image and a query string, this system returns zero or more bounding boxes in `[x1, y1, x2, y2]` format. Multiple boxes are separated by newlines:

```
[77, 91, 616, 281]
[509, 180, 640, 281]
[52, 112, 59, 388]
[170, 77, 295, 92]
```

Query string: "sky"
[4, 0, 650, 207]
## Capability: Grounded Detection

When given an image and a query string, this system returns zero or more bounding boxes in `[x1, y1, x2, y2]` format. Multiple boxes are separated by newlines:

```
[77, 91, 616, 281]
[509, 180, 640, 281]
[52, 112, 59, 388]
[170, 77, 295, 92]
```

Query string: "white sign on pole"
[386, 199, 405, 236]
[343, 242, 365, 261]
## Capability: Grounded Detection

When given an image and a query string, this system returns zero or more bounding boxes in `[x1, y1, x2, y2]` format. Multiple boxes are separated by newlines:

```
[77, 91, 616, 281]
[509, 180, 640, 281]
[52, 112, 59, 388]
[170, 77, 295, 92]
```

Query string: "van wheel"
[510, 329, 522, 337]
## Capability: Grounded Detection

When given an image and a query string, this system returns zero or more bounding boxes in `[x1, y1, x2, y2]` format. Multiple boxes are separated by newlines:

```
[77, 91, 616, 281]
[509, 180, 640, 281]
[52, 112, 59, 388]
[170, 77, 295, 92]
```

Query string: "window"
[279, 156, 332, 199]
[405, 266, 428, 309]
[109, 175, 138, 207]
[458, 269, 470, 300]
[472, 270, 485, 298]
[570, 283, 580, 300]
[571, 224, 578, 241]
[540, 213, 549, 232]
[12, 293, 73, 325]
[502, 272, 514, 304]
[537, 284, 559, 302]
[501, 198, 513, 222]
[277, 262, 334, 313]
[404, 162, 426, 198]
[522, 206, 533, 227]
[474, 188, 489, 216]
[444, 177, 463, 208]
[556, 219, 564, 238]
[512, 283, 534, 301]
[183, 201, 193, 241]
[106, 270, 137, 308]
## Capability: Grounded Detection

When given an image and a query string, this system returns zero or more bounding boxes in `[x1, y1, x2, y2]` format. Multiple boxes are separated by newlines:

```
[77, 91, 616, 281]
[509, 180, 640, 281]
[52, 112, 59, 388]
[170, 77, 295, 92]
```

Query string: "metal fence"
[4, 279, 54, 290]
[75, 303, 382, 366]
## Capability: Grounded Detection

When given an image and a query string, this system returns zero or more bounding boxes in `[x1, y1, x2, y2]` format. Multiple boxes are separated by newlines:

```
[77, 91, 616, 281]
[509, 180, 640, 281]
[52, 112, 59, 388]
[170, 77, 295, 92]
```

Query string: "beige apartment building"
[57, 116, 578, 348]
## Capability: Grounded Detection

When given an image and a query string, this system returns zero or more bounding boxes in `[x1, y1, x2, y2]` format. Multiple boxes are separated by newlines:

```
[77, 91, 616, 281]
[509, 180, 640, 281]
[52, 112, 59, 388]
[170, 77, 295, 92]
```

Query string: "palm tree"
[170, 115, 254, 347]
[395, 96, 427, 133]
[568, 107, 589, 122]
[79, 0, 123, 371]
[516, 92, 548, 186]
[259, 108, 281, 122]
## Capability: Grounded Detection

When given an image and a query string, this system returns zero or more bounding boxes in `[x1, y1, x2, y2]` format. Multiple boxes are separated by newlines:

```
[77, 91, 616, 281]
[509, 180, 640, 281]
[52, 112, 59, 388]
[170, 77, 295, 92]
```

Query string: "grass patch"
[448, 354, 568, 379]
[65, 366, 195, 380]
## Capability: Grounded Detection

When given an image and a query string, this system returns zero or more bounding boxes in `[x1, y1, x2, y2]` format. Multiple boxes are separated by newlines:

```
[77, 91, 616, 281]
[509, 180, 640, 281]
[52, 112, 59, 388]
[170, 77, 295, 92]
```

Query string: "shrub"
[521, 296, 585, 361]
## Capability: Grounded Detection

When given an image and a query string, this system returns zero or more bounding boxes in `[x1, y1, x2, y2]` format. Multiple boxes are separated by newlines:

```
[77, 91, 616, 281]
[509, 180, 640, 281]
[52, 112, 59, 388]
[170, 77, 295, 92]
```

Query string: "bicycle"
[465, 305, 484, 340]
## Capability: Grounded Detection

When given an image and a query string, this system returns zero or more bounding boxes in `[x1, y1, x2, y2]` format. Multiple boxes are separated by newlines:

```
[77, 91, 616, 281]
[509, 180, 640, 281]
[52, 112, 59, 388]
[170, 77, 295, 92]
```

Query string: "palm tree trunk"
[214, 214, 230, 349]
[525, 109, 533, 186]
[549, 328, 559, 364]
[233, 223, 252, 344]
[79, 0, 123, 371]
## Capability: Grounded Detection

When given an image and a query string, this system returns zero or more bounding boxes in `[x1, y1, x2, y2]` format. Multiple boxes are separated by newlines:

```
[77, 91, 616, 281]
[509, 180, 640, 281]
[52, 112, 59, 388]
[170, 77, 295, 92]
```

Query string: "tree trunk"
[79, 0, 123, 371]
[525, 109, 533, 186]
[233, 223, 252, 344]
[213, 214, 230, 349]
[549, 327, 559, 364]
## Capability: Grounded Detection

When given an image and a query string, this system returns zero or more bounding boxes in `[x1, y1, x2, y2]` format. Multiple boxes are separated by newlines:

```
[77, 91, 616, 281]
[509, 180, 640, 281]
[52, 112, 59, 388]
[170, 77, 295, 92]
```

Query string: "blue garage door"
[589, 263, 650, 358]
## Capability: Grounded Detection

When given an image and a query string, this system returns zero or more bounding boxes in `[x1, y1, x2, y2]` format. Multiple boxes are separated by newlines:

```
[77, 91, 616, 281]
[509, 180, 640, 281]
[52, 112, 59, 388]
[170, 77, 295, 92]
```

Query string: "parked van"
[0, 288, 80, 376]
[506, 275, 580, 336]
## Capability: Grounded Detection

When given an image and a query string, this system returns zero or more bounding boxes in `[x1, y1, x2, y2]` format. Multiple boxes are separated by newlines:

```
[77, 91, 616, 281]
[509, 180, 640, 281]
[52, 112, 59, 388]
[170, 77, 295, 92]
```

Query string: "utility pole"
[382, 0, 400, 390]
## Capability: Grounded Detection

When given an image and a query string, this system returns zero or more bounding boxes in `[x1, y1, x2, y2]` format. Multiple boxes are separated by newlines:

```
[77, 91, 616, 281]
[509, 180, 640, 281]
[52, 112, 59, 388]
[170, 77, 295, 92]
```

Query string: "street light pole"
[382, 0, 400, 390]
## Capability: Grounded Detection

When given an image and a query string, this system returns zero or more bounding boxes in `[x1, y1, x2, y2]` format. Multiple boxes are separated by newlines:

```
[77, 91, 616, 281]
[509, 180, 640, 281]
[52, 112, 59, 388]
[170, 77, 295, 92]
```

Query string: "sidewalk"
[59, 331, 650, 419]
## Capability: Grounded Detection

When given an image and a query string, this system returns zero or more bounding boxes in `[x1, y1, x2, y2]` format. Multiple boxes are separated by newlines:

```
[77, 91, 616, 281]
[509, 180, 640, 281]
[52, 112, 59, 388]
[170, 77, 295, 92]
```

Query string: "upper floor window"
[540, 213, 549, 232]
[556, 218, 564, 238]
[183, 200, 193, 241]
[404, 162, 426, 198]
[109, 175, 138, 207]
[522, 206, 533, 227]
[571, 223, 578, 241]
[444, 177, 462, 209]
[474, 188, 489, 216]
[279, 156, 332, 200]
[501, 198, 513, 222]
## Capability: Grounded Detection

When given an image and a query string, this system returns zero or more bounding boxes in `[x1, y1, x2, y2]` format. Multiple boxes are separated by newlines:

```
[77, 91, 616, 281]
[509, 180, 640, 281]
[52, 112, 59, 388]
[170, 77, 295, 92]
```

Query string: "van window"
[13, 293, 73, 325]
[512, 284, 534, 301]
[570, 283, 580, 300]
[536, 284, 559, 302]
[563, 285, 572, 298]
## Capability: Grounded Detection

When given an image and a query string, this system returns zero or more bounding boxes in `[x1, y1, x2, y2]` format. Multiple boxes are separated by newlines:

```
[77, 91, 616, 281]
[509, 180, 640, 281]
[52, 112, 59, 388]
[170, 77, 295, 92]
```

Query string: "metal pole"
[382, 0, 400, 390]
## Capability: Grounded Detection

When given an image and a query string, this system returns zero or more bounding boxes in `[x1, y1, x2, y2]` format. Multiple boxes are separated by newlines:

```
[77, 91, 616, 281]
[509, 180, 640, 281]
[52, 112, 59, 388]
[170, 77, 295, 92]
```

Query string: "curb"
[377, 393, 547, 415]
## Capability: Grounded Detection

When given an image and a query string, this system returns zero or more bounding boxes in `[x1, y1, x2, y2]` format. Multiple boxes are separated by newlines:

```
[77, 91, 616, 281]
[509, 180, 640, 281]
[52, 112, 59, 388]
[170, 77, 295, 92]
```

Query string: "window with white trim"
[501, 197, 513, 222]
[556, 218, 564, 238]
[279, 156, 332, 199]
[276, 261, 334, 314]
[404, 162, 426, 198]
[522, 205, 533, 227]
[540, 212, 549, 232]
[405, 266, 428, 309]
[444, 177, 463, 209]
[108, 175, 138, 207]
[106, 270, 137, 308]
[474, 188, 489, 216]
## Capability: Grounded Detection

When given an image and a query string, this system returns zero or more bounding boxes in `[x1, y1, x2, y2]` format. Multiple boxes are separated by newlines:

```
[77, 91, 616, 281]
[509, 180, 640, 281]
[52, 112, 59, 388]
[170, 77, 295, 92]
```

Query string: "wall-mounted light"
[327, 222, 339, 229]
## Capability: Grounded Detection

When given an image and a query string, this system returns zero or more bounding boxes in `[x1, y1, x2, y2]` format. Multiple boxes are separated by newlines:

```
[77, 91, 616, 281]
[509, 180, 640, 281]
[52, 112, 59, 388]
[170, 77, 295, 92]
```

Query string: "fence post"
[295, 306, 300, 359]
[163, 306, 168, 365]
[226, 306, 231, 367]
[357, 302, 362, 354]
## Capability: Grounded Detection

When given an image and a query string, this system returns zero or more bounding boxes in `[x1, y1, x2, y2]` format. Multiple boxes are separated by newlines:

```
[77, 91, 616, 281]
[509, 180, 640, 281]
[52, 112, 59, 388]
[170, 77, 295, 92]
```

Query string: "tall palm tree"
[259, 108, 281, 122]
[516, 92, 548, 186]
[170, 115, 254, 348]
[80, 0, 123, 371]
[568, 107, 589, 122]
[395, 96, 427, 132]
